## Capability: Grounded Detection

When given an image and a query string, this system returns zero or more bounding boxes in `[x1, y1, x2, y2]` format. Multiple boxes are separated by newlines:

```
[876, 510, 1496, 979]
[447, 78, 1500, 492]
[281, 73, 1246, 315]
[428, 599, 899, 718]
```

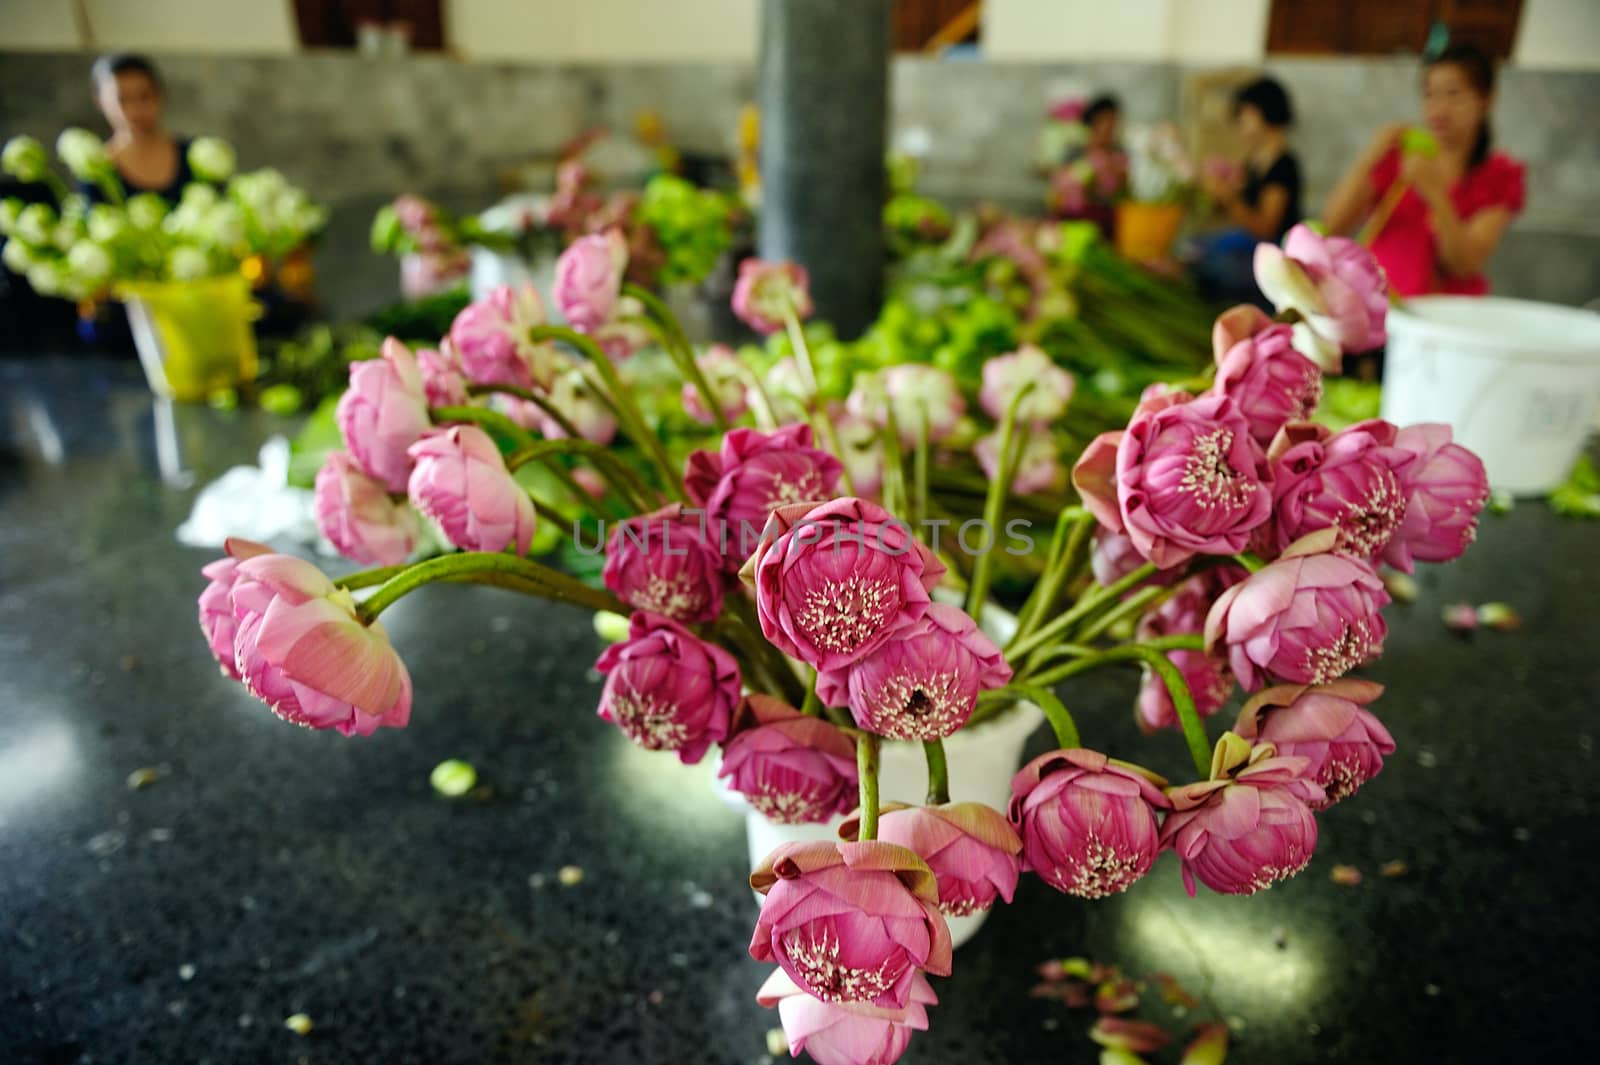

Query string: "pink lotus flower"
[1160, 733, 1325, 895]
[406, 425, 538, 555]
[719, 695, 859, 823]
[313, 451, 419, 566]
[197, 537, 273, 679]
[1050, 98, 1086, 123]
[1265, 420, 1412, 561]
[553, 228, 628, 333]
[815, 603, 1011, 740]
[592, 297, 652, 362]
[335, 337, 432, 493]
[594, 611, 739, 765]
[1234, 679, 1395, 808]
[850, 802, 1023, 917]
[448, 283, 558, 391]
[416, 341, 468, 408]
[1072, 391, 1273, 569]
[1204, 532, 1390, 690]
[1134, 568, 1244, 733]
[732, 258, 812, 334]
[1088, 529, 1179, 589]
[602, 503, 725, 624]
[537, 367, 618, 445]
[684, 425, 844, 569]
[229, 552, 413, 736]
[1383, 423, 1489, 573]
[749, 840, 952, 1009]
[1209, 306, 1323, 447]
[975, 425, 1064, 496]
[1007, 748, 1170, 899]
[757, 967, 934, 1065]
[745, 497, 946, 673]
[392, 194, 435, 235]
[681, 344, 750, 425]
[880, 365, 966, 447]
[979, 345, 1075, 424]
[1255, 224, 1388, 367]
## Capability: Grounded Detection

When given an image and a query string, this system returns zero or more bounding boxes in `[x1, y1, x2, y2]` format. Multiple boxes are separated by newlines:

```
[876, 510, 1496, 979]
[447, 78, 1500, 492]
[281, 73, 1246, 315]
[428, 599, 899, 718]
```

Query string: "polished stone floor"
[2, 357, 1596, 1064]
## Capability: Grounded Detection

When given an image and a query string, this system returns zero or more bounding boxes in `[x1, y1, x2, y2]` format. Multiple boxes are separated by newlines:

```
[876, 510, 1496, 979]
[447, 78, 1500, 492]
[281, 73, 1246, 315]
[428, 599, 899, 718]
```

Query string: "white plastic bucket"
[1382, 296, 1600, 495]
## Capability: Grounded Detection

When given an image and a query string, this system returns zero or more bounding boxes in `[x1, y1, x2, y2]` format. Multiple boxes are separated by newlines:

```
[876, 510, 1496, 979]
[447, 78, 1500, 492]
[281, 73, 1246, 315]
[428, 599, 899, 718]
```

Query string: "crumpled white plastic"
[176, 436, 320, 549]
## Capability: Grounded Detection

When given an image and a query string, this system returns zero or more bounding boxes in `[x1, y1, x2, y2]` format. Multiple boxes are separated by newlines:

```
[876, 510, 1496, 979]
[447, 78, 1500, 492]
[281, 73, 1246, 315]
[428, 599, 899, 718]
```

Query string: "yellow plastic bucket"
[1115, 201, 1187, 261]
[118, 274, 262, 402]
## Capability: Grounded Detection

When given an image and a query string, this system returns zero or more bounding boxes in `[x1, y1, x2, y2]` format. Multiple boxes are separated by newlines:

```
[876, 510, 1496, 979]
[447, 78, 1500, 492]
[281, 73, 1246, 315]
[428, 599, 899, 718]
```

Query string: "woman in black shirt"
[84, 54, 195, 202]
[1209, 77, 1302, 241]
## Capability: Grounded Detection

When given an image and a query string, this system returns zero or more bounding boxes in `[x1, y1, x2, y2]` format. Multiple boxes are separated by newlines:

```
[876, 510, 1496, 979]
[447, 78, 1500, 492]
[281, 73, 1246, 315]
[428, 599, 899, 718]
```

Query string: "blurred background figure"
[1186, 76, 1302, 305]
[89, 53, 193, 202]
[1323, 43, 1525, 297]
[1044, 93, 1128, 238]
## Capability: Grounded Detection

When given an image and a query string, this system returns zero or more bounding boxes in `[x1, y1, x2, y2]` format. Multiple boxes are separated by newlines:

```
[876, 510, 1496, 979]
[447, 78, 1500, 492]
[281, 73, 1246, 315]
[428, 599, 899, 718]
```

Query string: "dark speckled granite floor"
[2, 356, 1597, 1065]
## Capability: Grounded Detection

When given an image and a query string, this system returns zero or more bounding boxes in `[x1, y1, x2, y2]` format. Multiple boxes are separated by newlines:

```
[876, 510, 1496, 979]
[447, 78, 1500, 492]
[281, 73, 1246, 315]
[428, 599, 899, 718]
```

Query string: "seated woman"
[1189, 76, 1303, 304]
[1047, 94, 1128, 239]
[1323, 43, 1525, 297]
[87, 53, 194, 202]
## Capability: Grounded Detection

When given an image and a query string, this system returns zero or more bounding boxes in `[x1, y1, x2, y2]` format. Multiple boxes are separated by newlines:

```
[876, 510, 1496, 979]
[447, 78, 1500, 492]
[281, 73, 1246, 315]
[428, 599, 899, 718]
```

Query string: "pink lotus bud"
[1382, 423, 1489, 573]
[229, 553, 413, 736]
[757, 967, 934, 1065]
[197, 537, 273, 679]
[592, 298, 651, 361]
[448, 283, 558, 391]
[1071, 392, 1273, 569]
[594, 612, 739, 765]
[732, 258, 812, 334]
[682, 344, 750, 425]
[392, 194, 434, 234]
[602, 503, 725, 624]
[1266, 420, 1412, 561]
[313, 451, 419, 566]
[850, 802, 1023, 917]
[335, 337, 431, 493]
[1050, 98, 1086, 123]
[975, 425, 1064, 496]
[1134, 568, 1244, 732]
[815, 603, 1011, 740]
[749, 840, 952, 1009]
[1089, 529, 1180, 590]
[1210, 314, 1322, 447]
[571, 465, 607, 500]
[745, 497, 946, 673]
[1048, 166, 1089, 216]
[979, 345, 1075, 424]
[683, 425, 844, 570]
[553, 228, 628, 333]
[538, 367, 617, 445]
[1007, 749, 1170, 899]
[406, 425, 537, 555]
[879, 365, 965, 447]
[719, 695, 859, 823]
[1234, 679, 1395, 808]
[1255, 225, 1388, 364]
[1160, 733, 1324, 896]
[1204, 533, 1390, 690]
[415, 341, 468, 408]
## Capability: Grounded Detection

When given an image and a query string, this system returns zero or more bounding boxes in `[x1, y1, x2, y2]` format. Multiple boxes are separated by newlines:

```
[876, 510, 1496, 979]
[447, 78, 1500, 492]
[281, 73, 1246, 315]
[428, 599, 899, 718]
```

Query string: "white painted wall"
[1514, 0, 1600, 71]
[981, 0, 1269, 62]
[0, 0, 81, 50]
[82, 0, 297, 54]
[448, 0, 759, 62]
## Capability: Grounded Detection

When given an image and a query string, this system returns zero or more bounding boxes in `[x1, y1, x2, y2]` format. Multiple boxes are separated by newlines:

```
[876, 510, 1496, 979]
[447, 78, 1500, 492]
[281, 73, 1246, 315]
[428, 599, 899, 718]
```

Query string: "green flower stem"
[332, 564, 409, 591]
[1009, 684, 1080, 749]
[524, 491, 575, 536]
[799, 671, 824, 719]
[1006, 561, 1160, 663]
[1074, 584, 1166, 645]
[1026, 645, 1210, 778]
[856, 734, 881, 842]
[966, 382, 1036, 618]
[40, 172, 72, 205]
[724, 595, 807, 707]
[781, 307, 852, 492]
[911, 407, 930, 537]
[1234, 552, 1266, 574]
[504, 438, 657, 515]
[624, 283, 730, 433]
[430, 404, 538, 451]
[922, 739, 949, 805]
[529, 324, 687, 504]
[356, 551, 627, 622]
[466, 383, 584, 441]
[1011, 508, 1094, 648]
[737, 363, 779, 429]
[878, 406, 909, 518]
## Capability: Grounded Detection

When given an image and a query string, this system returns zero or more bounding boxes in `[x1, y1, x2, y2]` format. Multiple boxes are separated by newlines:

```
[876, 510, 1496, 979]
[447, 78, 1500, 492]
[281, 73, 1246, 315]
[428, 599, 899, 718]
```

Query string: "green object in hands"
[1401, 128, 1439, 157]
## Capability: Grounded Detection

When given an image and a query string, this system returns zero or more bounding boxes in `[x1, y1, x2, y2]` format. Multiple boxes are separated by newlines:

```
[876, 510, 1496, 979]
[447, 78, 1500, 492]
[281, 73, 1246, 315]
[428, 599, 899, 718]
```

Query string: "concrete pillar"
[757, 0, 890, 339]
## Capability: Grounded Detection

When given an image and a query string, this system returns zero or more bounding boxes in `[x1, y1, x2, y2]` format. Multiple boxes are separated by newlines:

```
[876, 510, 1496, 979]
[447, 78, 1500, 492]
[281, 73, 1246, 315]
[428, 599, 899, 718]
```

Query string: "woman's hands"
[1401, 151, 1451, 205]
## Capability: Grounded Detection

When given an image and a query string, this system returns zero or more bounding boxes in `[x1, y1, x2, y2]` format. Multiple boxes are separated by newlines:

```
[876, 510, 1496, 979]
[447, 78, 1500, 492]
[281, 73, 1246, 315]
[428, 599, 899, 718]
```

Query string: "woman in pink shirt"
[1324, 43, 1526, 298]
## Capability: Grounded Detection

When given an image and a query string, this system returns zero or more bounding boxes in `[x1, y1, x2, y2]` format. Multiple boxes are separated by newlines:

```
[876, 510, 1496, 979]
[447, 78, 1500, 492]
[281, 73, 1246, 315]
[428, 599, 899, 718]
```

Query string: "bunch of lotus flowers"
[196, 225, 1488, 1065]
